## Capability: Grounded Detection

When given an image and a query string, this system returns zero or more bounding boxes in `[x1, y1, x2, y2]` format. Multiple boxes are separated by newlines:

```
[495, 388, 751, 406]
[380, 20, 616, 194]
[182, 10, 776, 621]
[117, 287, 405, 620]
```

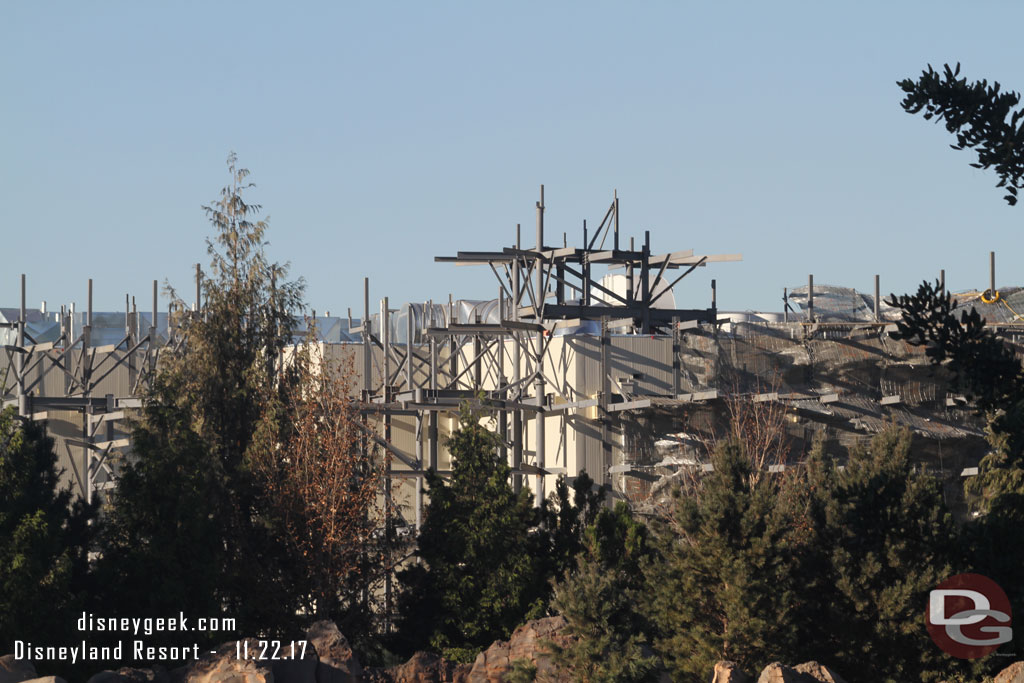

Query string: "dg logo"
[927, 573, 1013, 659]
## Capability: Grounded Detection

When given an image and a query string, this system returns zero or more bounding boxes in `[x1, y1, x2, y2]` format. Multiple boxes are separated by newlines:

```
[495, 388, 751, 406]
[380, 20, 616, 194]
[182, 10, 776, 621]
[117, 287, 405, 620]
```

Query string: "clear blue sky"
[4, 2, 1024, 315]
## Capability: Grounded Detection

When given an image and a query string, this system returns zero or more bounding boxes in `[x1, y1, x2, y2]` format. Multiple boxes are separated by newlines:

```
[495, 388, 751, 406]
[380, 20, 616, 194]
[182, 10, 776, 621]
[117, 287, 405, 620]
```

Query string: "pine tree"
[898, 63, 1024, 205]
[549, 502, 658, 683]
[97, 153, 306, 645]
[394, 406, 546, 661]
[807, 429, 965, 683]
[0, 407, 94, 653]
[643, 438, 808, 681]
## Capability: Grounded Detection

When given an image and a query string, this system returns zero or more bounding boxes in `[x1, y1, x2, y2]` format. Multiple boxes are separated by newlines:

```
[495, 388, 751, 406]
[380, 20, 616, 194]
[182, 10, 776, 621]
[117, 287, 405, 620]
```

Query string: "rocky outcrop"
[307, 621, 363, 683]
[997, 661, 1024, 683]
[760, 661, 854, 683]
[713, 661, 845, 683]
[169, 639, 273, 683]
[363, 651, 469, 683]
[792, 662, 845, 683]
[466, 616, 573, 683]
[758, 662, 813, 683]
[712, 660, 752, 683]
[0, 656, 37, 683]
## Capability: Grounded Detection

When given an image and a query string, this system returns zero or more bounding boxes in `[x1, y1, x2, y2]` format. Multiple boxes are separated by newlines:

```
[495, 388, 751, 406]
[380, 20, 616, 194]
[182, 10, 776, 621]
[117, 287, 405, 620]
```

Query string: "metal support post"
[600, 316, 611, 488]
[17, 275, 26, 416]
[195, 264, 202, 315]
[498, 288, 508, 463]
[381, 296, 392, 633]
[990, 251, 996, 296]
[535, 185, 545, 318]
[672, 315, 681, 396]
[641, 231, 651, 332]
[613, 190, 619, 251]
[807, 274, 814, 323]
[874, 274, 880, 322]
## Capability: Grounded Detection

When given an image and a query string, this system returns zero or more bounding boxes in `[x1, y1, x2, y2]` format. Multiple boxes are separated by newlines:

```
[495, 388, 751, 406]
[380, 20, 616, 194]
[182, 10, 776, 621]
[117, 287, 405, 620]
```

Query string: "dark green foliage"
[96, 153, 306, 648]
[899, 63, 1024, 204]
[395, 407, 546, 661]
[549, 502, 658, 683]
[889, 276, 1024, 674]
[538, 471, 605, 582]
[0, 407, 94, 654]
[643, 438, 808, 681]
[94, 389, 225, 648]
[888, 280, 1024, 416]
[886, 281, 1024, 511]
[806, 430, 964, 683]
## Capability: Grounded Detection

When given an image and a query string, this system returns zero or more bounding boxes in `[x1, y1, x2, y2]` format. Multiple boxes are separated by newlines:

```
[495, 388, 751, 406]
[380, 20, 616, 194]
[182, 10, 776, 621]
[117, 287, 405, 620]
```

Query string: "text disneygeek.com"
[8, 612, 312, 665]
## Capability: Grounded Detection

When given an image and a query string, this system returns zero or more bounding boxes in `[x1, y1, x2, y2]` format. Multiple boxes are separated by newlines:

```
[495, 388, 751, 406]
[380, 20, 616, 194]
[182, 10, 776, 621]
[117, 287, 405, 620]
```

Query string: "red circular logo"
[927, 573, 1012, 659]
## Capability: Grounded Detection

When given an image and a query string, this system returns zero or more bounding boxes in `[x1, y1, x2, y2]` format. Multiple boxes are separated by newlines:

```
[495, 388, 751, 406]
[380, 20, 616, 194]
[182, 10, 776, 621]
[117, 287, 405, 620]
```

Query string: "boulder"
[507, 617, 571, 680]
[20, 678, 68, 683]
[465, 616, 576, 682]
[0, 656, 37, 683]
[757, 662, 820, 683]
[793, 662, 845, 683]
[169, 639, 273, 683]
[467, 640, 509, 683]
[373, 651, 465, 682]
[306, 621, 362, 683]
[997, 662, 1024, 683]
[712, 660, 752, 683]
[87, 667, 169, 683]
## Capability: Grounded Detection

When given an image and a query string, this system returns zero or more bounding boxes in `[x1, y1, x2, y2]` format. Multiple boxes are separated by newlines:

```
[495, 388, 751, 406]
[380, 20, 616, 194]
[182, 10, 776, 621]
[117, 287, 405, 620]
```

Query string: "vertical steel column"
[428, 310, 438, 473]
[582, 221, 591, 306]
[448, 294, 456, 384]
[195, 264, 202, 315]
[641, 230, 651, 333]
[83, 279, 94, 505]
[363, 278, 371, 397]
[473, 313, 482, 389]
[127, 294, 137, 392]
[874, 275, 880, 322]
[613, 190, 619, 251]
[498, 287, 508, 464]
[672, 316, 681, 396]
[534, 186, 546, 506]
[600, 316, 611, 488]
[711, 279, 718, 319]
[409, 309, 423, 532]
[381, 296, 392, 632]
[16, 275, 26, 416]
[150, 280, 159, 375]
[807, 274, 814, 323]
[990, 251, 996, 295]
[512, 225, 523, 493]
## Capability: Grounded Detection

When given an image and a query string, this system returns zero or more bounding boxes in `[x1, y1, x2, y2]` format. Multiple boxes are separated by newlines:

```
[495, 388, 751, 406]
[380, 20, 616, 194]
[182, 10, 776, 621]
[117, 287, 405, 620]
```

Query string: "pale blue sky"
[4, 2, 1024, 315]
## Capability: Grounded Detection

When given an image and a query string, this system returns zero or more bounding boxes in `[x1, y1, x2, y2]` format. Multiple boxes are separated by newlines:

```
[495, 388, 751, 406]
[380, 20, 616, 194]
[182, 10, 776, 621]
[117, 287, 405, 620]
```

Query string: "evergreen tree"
[643, 438, 808, 681]
[807, 429, 965, 683]
[394, 407, 545, 662]
[537, 471, 605, 582]
[97, 153, 306, 645]
[899, 63, 1024, 205]
[0, 407, 94, 653]
[549, 502, 658, 683]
